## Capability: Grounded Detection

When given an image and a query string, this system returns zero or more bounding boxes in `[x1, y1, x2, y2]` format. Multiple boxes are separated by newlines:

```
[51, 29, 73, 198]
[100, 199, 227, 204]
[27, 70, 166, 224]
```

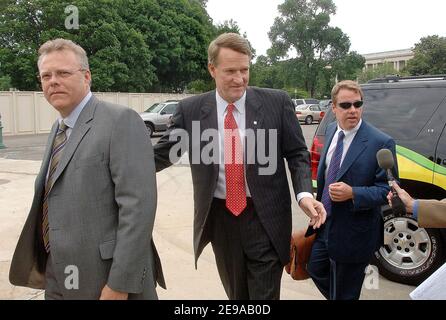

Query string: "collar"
[216, 90, 246, 116]
[59, 91, 92, 128]
[336, 118, 362, 139]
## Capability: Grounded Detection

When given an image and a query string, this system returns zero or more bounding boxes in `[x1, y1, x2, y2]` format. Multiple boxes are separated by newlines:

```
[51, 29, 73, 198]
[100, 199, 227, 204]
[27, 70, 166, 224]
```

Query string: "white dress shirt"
[214, 91, 252, 199]
[324, 119, 362, 180]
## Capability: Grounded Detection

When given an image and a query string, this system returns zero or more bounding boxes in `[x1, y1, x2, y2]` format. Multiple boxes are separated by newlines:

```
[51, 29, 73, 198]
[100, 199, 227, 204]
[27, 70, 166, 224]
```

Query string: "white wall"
[0, 91, 194, 136]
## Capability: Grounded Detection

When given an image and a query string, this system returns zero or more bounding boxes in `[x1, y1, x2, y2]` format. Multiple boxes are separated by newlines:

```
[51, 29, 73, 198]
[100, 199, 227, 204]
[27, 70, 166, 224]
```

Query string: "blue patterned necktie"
[321, 131, 345, 217]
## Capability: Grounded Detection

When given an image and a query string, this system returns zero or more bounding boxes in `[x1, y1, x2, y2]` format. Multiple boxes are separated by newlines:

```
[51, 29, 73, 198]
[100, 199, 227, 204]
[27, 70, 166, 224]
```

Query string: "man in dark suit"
[307, 80, 397, 300]
[9, 38, 164, 299]
[154, 33, 326, 300]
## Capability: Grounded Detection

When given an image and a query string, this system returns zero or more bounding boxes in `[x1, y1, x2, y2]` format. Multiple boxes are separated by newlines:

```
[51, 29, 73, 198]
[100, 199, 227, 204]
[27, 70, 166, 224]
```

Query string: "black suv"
[311, 75, 446, 285]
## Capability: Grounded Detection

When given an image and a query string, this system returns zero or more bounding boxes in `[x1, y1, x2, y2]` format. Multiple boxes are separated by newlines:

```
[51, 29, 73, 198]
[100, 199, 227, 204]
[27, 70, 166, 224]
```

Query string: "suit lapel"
[200, 91, 218, 131]
[51, 96, 97, 186]
[36, 122, 59, 194]
[317, 124, 337, 185]
[199, 91, 219, 178]
[245, 87, 264, 131]
[245, 88, 264, 165]
[337, 121, 368, 180]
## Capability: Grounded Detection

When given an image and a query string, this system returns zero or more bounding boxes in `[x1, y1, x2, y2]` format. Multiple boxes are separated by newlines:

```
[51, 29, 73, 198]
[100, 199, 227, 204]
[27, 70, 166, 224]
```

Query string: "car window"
[294, 99, 304, 105]
[316, 87, 446, 140]
[319, 100, 331, 109]
[362, 87, 446, 140]
[162, 103, 178, 114]
[309, 105, 319, 111]
[145, 103, 165, 113]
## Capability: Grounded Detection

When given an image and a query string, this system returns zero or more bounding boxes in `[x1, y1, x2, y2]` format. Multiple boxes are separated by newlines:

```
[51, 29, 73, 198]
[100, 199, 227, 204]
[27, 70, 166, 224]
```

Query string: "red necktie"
[224, 104, 247, 215]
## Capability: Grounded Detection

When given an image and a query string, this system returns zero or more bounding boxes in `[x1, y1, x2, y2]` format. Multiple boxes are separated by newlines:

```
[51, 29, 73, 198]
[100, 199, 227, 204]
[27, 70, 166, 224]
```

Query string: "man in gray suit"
[9, 38, 164, 299]
[154, 33, 326, 299]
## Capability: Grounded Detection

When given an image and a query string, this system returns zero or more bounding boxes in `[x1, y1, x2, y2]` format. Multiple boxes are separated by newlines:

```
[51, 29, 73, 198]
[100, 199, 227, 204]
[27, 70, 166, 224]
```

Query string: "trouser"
[307, 224, 368, 300]
[209, 198, 283, 300]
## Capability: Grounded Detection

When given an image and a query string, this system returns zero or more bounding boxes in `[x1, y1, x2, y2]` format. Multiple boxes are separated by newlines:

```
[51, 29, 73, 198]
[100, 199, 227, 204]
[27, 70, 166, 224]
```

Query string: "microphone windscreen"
[376, 148, 394, 169]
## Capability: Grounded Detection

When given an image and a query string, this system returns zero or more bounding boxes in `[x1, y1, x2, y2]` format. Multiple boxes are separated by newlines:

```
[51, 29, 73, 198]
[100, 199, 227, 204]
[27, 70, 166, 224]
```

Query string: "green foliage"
[0, 75, 12, 90]
[406, 35, 446, 75]
[357, 63, 408, 84]
[186, 78, 214, 93]
[267, 0, 362, 97]
[0, 0, 216, 92]
[215, 19, 241, 35]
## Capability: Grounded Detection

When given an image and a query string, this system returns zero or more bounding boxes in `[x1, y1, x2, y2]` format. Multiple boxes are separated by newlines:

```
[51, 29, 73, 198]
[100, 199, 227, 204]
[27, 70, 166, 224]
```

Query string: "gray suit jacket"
[9, 96, 165, 299]
[154, 87, 312, 267]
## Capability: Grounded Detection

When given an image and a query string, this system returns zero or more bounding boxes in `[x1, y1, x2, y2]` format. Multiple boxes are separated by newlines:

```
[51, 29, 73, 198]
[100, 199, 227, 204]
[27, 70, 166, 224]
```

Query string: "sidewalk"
[0, 157, 325, 300]
[0, 135, 414, 300]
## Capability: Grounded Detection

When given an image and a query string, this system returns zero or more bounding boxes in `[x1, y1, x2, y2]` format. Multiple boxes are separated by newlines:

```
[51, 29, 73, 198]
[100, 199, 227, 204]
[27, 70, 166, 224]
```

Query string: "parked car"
[295, 104, 325, 125]
[293, 98, 320, 108]
[311, 75, 446, 286]
[318, 99, 332, 111]
[139, 100, 179, 137]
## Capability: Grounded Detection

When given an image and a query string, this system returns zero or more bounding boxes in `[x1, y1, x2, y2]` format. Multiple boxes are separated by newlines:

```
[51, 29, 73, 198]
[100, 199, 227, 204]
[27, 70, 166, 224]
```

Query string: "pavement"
[0, 131, 415, 300]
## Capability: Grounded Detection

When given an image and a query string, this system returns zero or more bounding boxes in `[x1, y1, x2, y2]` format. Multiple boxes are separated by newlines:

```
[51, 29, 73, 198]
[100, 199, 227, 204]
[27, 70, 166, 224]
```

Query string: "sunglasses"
[338, 100, 363, 109]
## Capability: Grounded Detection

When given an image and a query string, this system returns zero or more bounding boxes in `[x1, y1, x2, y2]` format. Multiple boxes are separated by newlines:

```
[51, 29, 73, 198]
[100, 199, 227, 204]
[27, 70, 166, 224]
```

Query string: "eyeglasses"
[38, 68, 86, 82]
[338, 100, 363, 109]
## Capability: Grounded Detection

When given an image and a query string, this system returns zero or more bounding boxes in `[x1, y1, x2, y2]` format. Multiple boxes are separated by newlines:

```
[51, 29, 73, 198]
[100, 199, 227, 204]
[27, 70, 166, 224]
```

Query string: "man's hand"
[329, 182, 353, 202]
[299, 197, 327, 229]
[387, 182, 414, 213]
[99, 285, 129, 300]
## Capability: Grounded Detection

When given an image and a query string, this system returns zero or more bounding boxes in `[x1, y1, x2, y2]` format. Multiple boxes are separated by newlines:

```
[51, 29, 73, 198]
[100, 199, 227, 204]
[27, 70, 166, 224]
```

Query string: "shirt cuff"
[296, 192, 314, 204]
[412, 199, 419, 220]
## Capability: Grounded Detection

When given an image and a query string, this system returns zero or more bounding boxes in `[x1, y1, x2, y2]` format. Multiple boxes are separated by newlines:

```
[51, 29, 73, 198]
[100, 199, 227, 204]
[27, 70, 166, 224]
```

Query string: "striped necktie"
[42, 121, 68, 252]
[321, 131, 345, 217]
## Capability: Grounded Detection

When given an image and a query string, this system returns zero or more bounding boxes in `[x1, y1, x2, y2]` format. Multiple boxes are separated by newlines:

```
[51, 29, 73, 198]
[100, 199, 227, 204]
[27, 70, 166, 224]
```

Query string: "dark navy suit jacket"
[315, 120, 397, 263]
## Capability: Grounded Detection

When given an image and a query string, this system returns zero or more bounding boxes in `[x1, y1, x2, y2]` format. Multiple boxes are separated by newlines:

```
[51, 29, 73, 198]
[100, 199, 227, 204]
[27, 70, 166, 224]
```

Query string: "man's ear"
[208, 63, 216, 79]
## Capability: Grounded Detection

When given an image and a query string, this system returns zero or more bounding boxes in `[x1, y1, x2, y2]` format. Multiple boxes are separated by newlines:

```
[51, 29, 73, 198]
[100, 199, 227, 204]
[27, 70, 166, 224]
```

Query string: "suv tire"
[371, 213, 444, 285]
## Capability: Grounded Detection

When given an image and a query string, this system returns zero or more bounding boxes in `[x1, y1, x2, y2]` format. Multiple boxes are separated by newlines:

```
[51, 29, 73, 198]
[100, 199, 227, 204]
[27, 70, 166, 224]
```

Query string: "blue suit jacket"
[316, 120, 397, 263]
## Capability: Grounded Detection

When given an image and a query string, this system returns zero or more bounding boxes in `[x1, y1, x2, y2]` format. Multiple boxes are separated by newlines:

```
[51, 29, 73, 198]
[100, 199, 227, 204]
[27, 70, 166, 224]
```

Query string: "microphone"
[376, 149, 406, 216]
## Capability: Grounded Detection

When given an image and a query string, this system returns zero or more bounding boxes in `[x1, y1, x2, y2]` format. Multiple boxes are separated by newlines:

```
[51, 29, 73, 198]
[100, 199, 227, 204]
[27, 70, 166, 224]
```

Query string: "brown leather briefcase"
[285, 228, 316, 280]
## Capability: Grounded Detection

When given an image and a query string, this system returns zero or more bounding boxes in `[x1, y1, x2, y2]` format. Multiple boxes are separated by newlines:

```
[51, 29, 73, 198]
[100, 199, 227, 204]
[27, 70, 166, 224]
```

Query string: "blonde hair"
[38, 38, 89, 70]
[331, 80, 363, 105]
[208, 33, 252, 66]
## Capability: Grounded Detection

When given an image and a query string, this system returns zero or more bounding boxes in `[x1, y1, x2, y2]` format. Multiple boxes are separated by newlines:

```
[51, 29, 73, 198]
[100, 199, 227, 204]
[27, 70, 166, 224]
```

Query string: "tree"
[406, 35, 446, 75]
[0, 0, 216, 92]
[356, 63, 408, 84]
[268, 0, 354, 96]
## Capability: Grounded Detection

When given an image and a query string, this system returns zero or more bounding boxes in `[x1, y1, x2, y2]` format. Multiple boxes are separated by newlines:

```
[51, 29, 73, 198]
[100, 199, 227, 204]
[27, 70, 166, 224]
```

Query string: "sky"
[206, 0, 446, 57]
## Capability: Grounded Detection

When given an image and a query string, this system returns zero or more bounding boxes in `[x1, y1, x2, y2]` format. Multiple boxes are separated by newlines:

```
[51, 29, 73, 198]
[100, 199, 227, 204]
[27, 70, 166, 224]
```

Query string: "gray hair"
[37, 38, 89, 70]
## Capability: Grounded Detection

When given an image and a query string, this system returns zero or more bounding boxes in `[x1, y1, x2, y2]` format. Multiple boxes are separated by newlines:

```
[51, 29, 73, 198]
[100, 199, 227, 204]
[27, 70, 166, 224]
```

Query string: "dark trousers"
[307, 224, 368, 300]
[208, 198, 283, 300]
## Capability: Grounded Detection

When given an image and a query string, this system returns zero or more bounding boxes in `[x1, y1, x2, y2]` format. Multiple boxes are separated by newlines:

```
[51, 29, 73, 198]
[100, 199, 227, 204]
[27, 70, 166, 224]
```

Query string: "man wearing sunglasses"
[307, 80, 397, 300]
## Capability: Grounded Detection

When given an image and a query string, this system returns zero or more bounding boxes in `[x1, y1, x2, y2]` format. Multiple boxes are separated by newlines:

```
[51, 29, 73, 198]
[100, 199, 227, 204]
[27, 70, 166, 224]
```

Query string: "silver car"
[139, 101, 179, 136]
[295, 104, 325, 125]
